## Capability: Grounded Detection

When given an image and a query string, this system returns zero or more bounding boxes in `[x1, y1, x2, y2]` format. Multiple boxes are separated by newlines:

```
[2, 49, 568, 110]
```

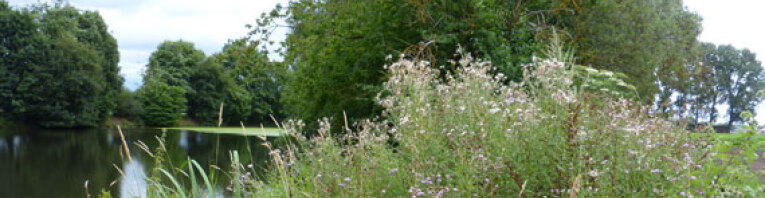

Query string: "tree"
[0, 2, 122, 127]
[262, 0, 541, 130]
[554, 0, 702, 99]
[187, 57, 252, 125]
[0, 1, 46, 114]
[703, 44, 765, 126]
[217, 38, 285, 124]
[137, 78, 186, 127]
[144, 40, 205, 94]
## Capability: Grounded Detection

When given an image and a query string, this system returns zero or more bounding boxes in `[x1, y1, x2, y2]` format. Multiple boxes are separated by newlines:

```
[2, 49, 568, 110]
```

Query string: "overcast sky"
[6, 0, 765, 123]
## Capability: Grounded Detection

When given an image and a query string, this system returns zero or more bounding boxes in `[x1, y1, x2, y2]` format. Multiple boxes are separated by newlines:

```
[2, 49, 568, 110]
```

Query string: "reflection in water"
[12, 135, 20, 156]
[0, 138, 6, 152]
[0, 127, 280, 197]
[179, 131, 189, 150]
[120, 159, 147, 198]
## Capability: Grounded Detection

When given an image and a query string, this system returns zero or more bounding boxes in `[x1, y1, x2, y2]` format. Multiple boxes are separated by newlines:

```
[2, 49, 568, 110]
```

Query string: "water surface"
[0, 127, 280, 197]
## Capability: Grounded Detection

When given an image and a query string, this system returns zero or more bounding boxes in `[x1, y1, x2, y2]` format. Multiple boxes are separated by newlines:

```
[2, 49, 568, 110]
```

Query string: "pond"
[0, 127, 285, 198]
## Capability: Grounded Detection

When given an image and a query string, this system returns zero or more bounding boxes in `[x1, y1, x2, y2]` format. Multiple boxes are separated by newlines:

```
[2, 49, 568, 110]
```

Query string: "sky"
[6, 0, 765, 123]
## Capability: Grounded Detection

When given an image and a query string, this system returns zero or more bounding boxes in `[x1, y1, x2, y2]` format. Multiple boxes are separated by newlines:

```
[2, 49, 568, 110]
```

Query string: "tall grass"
[117, 48, 764, 197]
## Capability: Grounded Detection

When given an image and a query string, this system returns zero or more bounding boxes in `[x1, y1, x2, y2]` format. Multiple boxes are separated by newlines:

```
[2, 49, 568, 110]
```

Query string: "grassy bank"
[105, 55, 765, 197]
[163, 127, 284, 137]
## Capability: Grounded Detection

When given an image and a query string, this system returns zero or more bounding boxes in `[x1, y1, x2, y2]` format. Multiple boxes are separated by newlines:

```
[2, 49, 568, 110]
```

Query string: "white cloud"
[8, 0, 289, 90]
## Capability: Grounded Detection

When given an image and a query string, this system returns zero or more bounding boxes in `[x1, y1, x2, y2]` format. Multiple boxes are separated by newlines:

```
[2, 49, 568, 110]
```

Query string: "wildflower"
[651, 169, 662, 173]
[389, 168, 399, 175]
[381, 189, 386, 194]
[344, 177, 351, 182]
[588, 169, 599, 177]
[489, 108, 500, 114]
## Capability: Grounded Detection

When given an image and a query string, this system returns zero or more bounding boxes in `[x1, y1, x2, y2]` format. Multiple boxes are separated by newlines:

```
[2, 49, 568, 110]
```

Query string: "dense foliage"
[141, 38, 284, 126]
[144, 40, 206, 94]
[258, 0, 704, 130]
[187, 57, 251, 125]
[0, 1, 122, 128]
[113, 88, 142, 120]
[554, 0, 702, 99]
[137, 78, 186, 127]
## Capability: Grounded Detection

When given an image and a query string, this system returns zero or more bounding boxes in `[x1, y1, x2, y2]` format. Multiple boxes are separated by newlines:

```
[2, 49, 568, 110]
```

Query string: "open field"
[691, 132, 765, 145]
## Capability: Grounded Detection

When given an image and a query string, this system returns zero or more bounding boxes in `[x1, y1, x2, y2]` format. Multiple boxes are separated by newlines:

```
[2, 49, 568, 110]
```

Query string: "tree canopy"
[254, 0, 704, 130]
[0, 1, 122, 128]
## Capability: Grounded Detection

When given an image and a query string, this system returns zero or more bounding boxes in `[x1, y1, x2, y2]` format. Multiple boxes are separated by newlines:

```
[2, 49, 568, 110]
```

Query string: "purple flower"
[651, 169, 662, 173]
[389, 168, 399, 175]
[381, 189, 386, 194]
[344, 177, 351, 182]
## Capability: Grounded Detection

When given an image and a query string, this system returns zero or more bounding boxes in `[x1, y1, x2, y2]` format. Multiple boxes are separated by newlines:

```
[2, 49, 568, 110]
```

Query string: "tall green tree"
[553, 0, 702, 99]
[144, 40, 205, 94]
[261, 0, 542, 130]
[703, 44, 765, 126]
[0, 1, 122, 127]
[217, 38, 285, 123]
[0, 1, 46, 114]
[187, 57, 252, 125]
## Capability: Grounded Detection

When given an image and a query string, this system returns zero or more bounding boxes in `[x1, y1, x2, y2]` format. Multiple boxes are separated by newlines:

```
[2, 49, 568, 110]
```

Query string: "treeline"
[257, 0, 763, 129]
[132, 39, 284, 126]
[3, 0, 763, 129]
[0, 1, 121, 128]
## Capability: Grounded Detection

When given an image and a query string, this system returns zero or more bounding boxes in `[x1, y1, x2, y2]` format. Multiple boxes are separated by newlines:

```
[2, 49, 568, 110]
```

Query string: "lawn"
[162, 127, 285, 137]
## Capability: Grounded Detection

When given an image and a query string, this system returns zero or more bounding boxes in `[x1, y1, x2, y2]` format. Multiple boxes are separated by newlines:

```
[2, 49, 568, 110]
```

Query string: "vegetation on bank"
[164, 127, 284, 137]
[110, 50, 764, 197]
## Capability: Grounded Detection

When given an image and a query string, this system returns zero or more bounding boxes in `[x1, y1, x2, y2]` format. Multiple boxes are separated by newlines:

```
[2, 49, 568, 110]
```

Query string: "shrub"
[137, 79, 186, 127]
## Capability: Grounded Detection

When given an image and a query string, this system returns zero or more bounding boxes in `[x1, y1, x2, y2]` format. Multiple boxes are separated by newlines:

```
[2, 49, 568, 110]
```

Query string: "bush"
[137, 80, 186, 127]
